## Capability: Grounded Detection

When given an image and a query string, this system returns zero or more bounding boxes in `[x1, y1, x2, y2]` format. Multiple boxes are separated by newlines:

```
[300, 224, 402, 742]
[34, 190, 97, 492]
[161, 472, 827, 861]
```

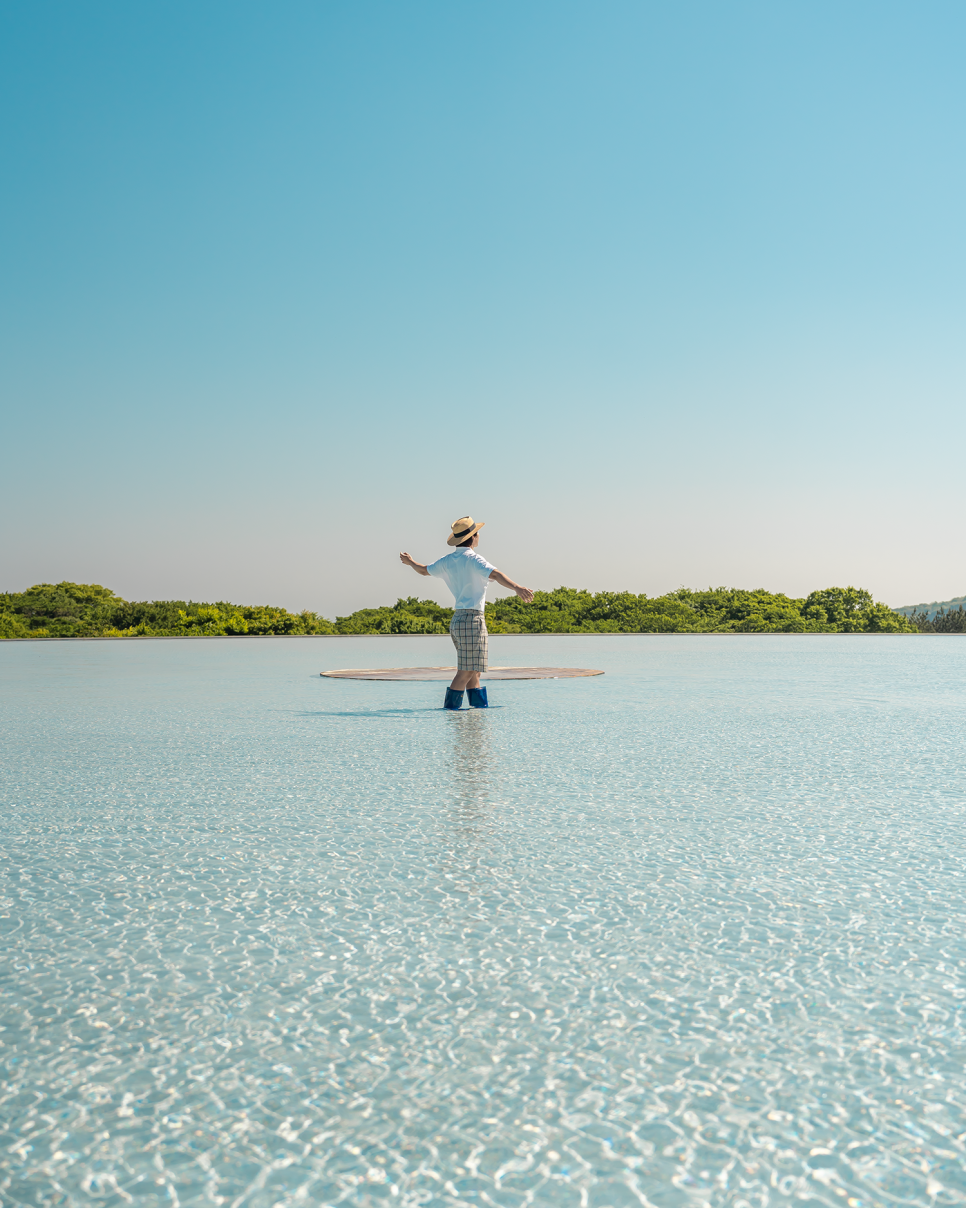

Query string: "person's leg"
[446, 613, 471, 706]
[466, 615, 488, 707]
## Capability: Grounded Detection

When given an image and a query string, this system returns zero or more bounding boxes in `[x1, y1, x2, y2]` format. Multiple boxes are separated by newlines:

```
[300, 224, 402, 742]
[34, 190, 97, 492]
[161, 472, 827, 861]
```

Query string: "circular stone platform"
[320, 666, 604, 681]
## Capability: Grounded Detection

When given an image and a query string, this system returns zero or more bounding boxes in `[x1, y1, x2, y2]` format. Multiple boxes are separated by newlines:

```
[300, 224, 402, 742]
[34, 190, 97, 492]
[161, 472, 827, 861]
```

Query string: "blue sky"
[2, 1, 963, 615]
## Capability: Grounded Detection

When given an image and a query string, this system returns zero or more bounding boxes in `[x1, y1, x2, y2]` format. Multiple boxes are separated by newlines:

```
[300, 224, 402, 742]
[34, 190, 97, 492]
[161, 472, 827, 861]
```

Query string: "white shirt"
[427, 547, 496, 611]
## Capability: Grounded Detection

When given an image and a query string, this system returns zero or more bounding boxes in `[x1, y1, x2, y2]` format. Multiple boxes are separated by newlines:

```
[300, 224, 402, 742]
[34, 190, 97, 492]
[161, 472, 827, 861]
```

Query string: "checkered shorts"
[450, 609, 488, 672]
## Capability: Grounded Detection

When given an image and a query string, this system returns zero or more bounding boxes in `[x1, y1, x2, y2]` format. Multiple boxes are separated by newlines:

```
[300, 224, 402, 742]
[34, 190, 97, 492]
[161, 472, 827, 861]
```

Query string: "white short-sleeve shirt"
[426, 548, 496, 611]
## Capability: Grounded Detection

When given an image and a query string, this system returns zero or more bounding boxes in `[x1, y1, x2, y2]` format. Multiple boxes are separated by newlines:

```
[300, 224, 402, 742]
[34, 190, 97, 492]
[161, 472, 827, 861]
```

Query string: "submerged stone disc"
[320, 666, 604, 681]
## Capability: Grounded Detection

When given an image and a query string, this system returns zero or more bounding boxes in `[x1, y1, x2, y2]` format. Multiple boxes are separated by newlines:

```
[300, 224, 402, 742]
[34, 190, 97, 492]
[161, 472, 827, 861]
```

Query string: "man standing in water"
[400, 516, 533, 710]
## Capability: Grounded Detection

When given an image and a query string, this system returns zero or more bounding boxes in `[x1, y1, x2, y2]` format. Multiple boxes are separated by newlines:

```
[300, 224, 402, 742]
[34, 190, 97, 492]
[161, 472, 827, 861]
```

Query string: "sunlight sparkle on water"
[1, 634, 965, 1207]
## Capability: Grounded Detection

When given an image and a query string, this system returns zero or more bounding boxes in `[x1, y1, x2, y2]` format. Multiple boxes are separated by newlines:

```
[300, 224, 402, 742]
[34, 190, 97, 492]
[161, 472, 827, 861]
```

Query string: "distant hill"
[894, 594, 966, 620]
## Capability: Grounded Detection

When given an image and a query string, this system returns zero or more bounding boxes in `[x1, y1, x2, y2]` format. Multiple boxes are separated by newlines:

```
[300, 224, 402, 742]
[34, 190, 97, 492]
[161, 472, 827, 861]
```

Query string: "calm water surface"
[1, 635, 965, 1208]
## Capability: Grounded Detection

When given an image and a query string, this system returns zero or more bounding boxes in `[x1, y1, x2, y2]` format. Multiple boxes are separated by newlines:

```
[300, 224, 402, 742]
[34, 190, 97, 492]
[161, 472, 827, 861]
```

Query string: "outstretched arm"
[399, 552, 431, 577]
[489, 569, 534, 603]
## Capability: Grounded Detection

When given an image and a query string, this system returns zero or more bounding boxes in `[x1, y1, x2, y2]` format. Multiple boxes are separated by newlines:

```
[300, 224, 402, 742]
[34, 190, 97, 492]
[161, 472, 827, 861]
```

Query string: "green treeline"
[0, 583, 337, 639]
[906, 605, 966, 634]
[0, 581, 919, 638]
[487, 585, 914, 634]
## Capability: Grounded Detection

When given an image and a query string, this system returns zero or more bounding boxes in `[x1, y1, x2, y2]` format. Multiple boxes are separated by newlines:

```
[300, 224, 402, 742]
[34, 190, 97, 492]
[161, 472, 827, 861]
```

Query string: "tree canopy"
[0, 581, 917, 638]
[0, 583, 336, 639]
[485, 585, 912, 633]
[904, 605, 966, 634]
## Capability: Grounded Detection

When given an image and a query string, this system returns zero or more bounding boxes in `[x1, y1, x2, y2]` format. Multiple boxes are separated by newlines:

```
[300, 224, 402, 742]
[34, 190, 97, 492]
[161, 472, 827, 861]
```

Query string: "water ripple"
[1, 634, 965, 1206]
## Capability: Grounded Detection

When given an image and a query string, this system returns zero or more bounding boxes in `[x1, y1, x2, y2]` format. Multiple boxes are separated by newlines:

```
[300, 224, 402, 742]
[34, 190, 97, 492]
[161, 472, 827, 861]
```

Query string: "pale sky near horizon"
[2, 1, 964, 617]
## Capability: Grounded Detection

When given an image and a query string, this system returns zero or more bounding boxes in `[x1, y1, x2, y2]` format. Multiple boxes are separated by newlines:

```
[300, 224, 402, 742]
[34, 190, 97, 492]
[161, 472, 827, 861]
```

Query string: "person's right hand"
[515, 585, 534, 604]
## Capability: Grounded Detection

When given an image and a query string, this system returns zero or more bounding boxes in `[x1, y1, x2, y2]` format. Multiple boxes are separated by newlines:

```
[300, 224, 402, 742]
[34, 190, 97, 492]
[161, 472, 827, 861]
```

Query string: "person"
[400, 516, 533, 709]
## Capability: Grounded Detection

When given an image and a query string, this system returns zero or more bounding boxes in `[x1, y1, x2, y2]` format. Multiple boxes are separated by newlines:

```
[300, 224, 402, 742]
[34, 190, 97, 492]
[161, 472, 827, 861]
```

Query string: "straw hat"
[447, 515, 486, 547]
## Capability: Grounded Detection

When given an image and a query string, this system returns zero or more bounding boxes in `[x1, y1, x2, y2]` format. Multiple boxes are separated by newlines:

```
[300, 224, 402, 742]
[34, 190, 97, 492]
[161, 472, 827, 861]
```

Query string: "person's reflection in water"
[431, 711, 499, 916]
[447, 708, 495, 844]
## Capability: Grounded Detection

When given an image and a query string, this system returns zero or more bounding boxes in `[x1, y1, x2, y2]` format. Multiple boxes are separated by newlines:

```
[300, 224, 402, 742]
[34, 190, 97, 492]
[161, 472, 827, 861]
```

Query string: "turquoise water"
[2, 635, 965, 1208]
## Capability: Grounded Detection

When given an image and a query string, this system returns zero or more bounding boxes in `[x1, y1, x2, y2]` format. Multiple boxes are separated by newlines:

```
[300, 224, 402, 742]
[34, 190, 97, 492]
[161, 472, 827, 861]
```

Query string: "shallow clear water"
[2, 634, 966, 1208]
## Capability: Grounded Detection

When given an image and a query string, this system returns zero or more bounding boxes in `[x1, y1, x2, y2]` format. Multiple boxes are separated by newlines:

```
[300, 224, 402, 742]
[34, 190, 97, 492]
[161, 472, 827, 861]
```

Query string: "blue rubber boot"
[467, 686, 488, 708]
[444, 687, 464, 710]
